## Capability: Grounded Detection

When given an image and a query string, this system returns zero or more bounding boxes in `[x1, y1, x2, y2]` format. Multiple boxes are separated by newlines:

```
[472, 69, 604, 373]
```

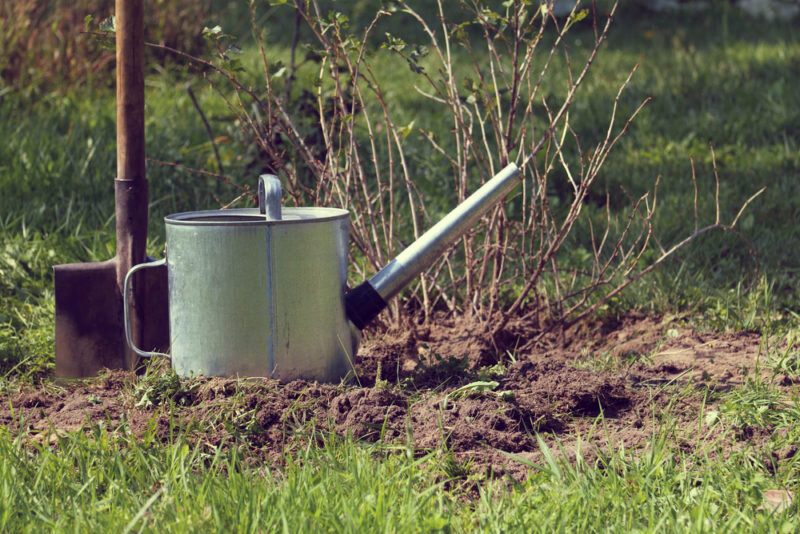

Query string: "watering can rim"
[165, 207, 349, 226]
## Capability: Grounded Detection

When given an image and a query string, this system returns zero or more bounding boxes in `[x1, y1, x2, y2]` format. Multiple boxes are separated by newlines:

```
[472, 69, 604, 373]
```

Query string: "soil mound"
[0, 315, 781, 479]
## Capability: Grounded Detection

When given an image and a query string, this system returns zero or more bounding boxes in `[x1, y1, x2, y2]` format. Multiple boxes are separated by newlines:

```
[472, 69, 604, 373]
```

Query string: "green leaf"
[704, 410, 719, 427]
[570, 8, 589, 23]
[397, 119, 416, 139]
[410, 44, 429, 61]
[203, 25, 223, 37]
[463, 77, 481, 96]
[83, 14, 93, 32]
[449, 21, 470, 41]
[99, 16, 116, 33]
[225, 44, 243, 56]
[498, 390, 515, 401]
[383, 0, 402, 12]
[480, 9, 503, 23]
[226, 58, 246, 73]
[382, 33, 406, 52]
[328, 11, 349, 29]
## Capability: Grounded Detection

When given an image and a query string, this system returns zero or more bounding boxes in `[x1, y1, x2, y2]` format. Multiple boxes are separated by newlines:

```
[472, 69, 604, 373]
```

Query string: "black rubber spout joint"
[345, 281, 387, 330]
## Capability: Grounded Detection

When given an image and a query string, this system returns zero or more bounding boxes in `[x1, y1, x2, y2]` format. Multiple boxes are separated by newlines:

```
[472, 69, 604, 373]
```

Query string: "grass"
[493, 438, 795, 532]
[1, 345, 799, 531]
[0, 424, 451, 532]
[1, 1, 800, 531]
[1, 381, 798, 532]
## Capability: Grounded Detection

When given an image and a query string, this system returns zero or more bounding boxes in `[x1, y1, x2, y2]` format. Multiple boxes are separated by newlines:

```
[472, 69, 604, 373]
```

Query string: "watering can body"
[128, 208, 355, 382]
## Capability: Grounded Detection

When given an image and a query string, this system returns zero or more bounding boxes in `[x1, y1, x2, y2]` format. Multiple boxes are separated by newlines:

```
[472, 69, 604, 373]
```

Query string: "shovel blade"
[55, 259, 124, 377]
[54, 258, 169, 378]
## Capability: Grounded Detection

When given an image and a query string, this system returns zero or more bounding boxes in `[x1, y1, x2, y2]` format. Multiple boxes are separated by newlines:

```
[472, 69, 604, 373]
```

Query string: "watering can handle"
[258, 174, 282, 220]
[124, 258, 170, 359]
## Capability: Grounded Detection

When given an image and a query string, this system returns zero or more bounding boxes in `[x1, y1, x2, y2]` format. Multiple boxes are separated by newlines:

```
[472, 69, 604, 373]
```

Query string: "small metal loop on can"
[258, 174, 282, 220]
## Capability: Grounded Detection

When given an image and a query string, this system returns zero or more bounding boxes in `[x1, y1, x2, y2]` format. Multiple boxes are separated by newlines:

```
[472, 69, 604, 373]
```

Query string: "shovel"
[54, 0, 168, 378]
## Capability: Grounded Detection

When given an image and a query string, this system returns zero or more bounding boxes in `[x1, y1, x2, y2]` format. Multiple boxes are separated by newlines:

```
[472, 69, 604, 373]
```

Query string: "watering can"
[124, 164, 521, 382]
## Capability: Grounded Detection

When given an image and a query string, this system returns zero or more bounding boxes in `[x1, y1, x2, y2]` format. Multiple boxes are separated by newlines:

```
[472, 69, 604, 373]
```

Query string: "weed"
[438, 447, 474, 481]
[721, 379, 798, 433]
[442, 380, 499, 410]
[573, 347, 653, 373]
[132, 359, 198, 408]
[477, 362, 507, 381]
[767, 334, 800, 378]
[281, 386, 320, 434]
[374, 361, 390, 391]
[416, 346, 470, 384]
[222, 406, 263, 438]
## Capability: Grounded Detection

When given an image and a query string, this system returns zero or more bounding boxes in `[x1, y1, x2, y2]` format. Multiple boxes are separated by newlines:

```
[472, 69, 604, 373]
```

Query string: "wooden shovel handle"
[116, 0, 145, 182]
[115, 0, 148, 367]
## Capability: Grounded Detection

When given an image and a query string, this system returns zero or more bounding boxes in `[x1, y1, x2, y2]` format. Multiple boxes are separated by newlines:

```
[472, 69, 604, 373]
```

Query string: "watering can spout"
[345, 163, 521, 329]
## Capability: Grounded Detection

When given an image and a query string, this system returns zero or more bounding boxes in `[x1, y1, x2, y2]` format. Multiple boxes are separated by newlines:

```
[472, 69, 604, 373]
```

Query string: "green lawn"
[2, 418, 798, 532]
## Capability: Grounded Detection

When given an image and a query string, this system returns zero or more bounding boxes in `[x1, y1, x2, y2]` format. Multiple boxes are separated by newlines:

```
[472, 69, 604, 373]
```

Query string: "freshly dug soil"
[0, 314, 790, 480]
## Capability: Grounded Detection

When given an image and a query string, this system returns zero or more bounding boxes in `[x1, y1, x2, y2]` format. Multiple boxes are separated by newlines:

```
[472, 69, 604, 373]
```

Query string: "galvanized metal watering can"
[124, 163, 521, 382]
